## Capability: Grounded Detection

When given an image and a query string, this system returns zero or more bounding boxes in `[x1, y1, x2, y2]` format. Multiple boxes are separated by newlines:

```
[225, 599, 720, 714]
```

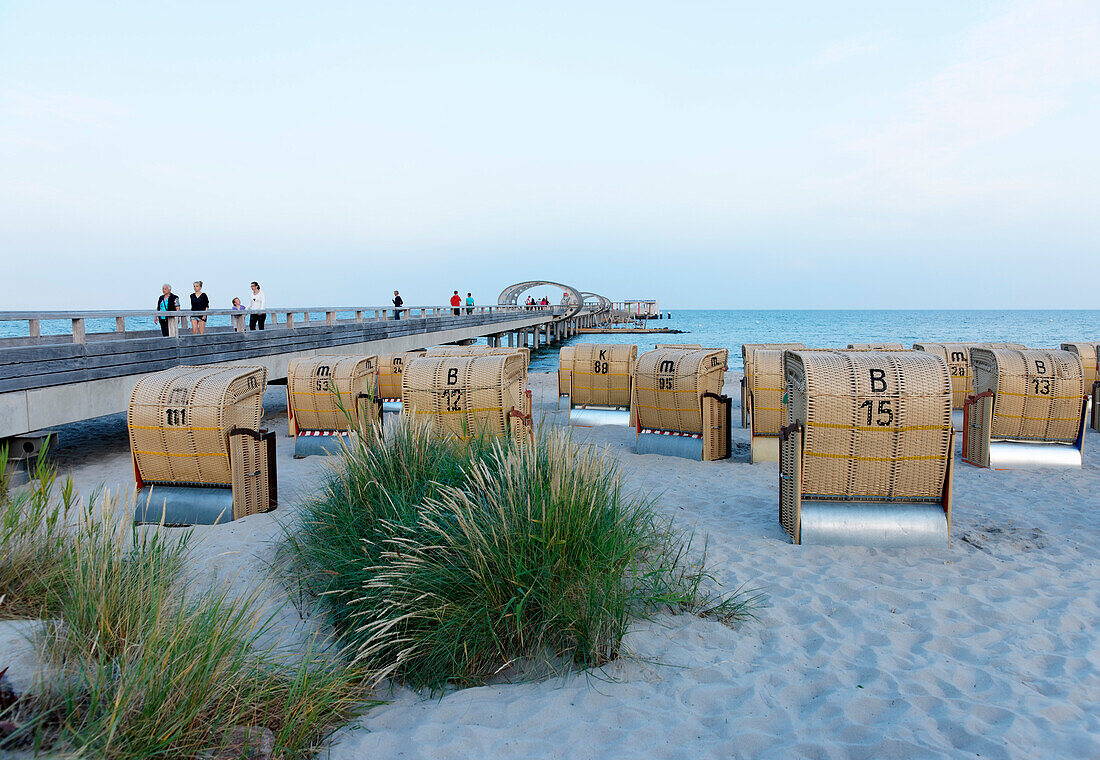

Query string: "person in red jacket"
[450, 290, 462, 315]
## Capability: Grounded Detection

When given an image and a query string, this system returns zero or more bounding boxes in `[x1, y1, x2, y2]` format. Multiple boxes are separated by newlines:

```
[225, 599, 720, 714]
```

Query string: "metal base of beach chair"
[951, 409, 964, 432]
[294, 431, 352, 458]
[135, 486, 235, 526]
[986, 440, 1082, 468]
[381, 399, 403, 414]
[750, 434, 779, 463]
[797, 501, 950, 548]
[568, 406, 631, 427]
[634, 431, 704, 460]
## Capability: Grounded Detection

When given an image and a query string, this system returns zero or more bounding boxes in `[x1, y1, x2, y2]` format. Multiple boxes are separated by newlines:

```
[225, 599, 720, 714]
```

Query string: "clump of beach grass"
[2, 492, 370, 759]
[284, 422, 756, 689]
[0, 443, 78, 620]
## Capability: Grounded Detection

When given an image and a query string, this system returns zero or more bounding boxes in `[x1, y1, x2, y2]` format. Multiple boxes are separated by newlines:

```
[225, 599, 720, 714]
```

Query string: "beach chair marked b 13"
[962, 348, 1087, 469]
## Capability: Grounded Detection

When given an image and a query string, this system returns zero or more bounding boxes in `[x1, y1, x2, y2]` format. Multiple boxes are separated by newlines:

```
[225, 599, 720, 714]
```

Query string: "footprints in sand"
[957, 523, 1046, 558]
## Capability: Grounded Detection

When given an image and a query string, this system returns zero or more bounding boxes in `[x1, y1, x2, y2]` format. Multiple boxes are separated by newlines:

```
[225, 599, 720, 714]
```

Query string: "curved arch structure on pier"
[497, 281, 584, 320]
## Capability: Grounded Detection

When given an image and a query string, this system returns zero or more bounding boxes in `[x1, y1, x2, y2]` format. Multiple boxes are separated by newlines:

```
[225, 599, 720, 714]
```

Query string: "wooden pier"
[0, 304, 594, 439]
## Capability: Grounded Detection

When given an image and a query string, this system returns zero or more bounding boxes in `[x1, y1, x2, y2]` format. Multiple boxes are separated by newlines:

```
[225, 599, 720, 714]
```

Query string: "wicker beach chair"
[963, 348, 1087, 468]
[740, 344, 806, 428]
[748, 349, 787, 463]
[402, 354, 532, 447]
[1060, 342, 1099, 427]
[848, 343, 905, 350]
[557, 343, 637, 426]
[779, 351, 954, 546]
[377, 350, 426, 412]
[632, 347, 731, 461]
[286, 355, 380, 458]
[129, 365, 276, 525]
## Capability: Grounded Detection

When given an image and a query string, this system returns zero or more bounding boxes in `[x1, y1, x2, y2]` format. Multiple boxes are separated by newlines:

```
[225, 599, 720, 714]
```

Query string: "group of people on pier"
[156, 281, 265, 335]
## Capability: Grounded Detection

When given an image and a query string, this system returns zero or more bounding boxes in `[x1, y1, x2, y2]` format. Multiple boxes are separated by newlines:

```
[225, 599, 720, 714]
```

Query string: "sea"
[521, 309, 1100, 373]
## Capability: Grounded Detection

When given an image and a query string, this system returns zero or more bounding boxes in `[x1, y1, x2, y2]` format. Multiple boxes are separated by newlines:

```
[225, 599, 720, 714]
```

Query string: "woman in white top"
[249, 281, 266, 331]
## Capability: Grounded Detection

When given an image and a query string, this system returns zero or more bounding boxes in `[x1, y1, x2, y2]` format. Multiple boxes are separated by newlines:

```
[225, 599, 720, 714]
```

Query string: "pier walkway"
[0, 304, 592, 439]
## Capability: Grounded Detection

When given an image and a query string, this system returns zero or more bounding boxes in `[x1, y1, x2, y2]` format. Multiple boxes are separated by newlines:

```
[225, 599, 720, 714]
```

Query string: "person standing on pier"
[450, 291, 462, 315]
[465, 292, 474, 314]
[190, 281, 209, 335]
[249, 281, 266, 331]
[392, 290, 403, 319]
[156, 284, 180, 337]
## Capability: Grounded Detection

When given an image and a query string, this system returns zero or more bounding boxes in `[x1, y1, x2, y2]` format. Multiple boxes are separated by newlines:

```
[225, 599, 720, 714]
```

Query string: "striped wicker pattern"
[424, 344, 531, 370]
[287, 355, 378, 433]
[742, 343, 806, 387]
[750, 349, 786, 437]
[558, 345, 575, 397]
[970, 348, 1084, 443]
[402, 354, 529, 443]
[128, 365, 266, 487]
[560, 343, 637, 407]
[377, 351, 426, 401]
[633, 348, 728, 435]
[785, 351, 952, 500]
[913, 342, 1026, 408]
[230, 432, 270, 519]
[1059, 342, 1099, 393]
[848, 343, 905, 350]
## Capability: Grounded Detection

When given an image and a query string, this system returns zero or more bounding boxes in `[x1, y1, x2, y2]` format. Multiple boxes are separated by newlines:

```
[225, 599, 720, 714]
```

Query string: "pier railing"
[0, 304, 569, 344]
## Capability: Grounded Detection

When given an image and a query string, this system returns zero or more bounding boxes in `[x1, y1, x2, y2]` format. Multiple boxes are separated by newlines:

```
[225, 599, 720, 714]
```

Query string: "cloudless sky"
[1, 1, 1098, 309]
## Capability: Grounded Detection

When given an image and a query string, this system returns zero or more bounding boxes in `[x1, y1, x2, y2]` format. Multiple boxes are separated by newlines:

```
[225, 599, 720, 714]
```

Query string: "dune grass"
[0, 483, 371, 759]
[284, 422, 757, 689]
[0, 444, 78, 620]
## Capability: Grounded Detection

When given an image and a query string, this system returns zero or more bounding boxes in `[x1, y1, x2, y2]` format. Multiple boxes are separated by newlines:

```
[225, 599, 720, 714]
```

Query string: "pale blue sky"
[1, 1, 1097, 309]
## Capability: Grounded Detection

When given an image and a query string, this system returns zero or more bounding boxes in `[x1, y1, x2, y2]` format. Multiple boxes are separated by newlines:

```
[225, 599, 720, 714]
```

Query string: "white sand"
[23, 372, 1100, 759]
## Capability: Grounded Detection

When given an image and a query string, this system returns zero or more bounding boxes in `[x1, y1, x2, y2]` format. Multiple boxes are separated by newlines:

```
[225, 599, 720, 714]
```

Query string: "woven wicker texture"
[287, 355, 378, 432]
[785, 351, 952, 500]
[970, 348, 1084, 443]
[1059, 343, 1100, 392]
[913, 343, 1026, 408]
[633, 348, 728, 434]
[128, 365, 266, 486]
[750, 349, 787, 437]
[230, 433, 269, 519]
[402, 354, 528, 442]
[741, 343, 806, 387]
[561, 343, 637, 407]
[558, 345, 575, 397]
[424, 345, 531, 370]
[377, 351, 426, 400]
[848, 343, 905, 350]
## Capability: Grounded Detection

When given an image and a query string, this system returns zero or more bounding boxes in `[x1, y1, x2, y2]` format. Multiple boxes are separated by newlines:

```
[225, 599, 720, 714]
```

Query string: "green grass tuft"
[0, 442, 78, 620]
[1, 490, 371, 759]
[283, 422, 758, 689]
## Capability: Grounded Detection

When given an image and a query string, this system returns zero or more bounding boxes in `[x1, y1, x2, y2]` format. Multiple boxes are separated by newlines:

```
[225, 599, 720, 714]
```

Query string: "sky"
[1, 0, 1098, 310]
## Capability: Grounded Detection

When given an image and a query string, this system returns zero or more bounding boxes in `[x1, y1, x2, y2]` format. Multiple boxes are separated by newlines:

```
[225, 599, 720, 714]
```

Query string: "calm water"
[519, 310, 1100, 373]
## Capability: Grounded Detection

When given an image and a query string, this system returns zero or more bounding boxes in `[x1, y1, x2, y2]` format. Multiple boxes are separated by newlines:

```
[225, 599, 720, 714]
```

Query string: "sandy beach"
[14, 370, 1100, 760]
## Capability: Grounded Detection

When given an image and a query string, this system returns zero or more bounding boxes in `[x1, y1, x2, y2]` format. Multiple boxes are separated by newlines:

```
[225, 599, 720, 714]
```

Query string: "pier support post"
[508, 332, 514, 348]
